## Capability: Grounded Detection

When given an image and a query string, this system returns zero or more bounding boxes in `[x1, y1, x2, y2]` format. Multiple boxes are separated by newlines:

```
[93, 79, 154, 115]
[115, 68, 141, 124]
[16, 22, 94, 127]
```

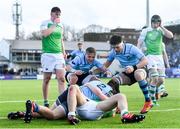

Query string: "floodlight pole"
[146, 0, 150, 27]
[12, 0, 22, 40]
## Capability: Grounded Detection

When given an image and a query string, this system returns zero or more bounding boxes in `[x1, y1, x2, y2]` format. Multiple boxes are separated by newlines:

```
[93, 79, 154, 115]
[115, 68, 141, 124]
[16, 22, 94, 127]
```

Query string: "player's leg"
[97, 93, 145, 123]
[55, 68, 66, 94]
[134, 69, 153, 114]
[148, 68, 159, 106]
[42, 72, 52, 107]
[156, 68, 168, 99]
[67, 85, 87, 125]
[55, 54, 66, 94]
[41, 53, 54, 107]
[24, 100, 66, 123]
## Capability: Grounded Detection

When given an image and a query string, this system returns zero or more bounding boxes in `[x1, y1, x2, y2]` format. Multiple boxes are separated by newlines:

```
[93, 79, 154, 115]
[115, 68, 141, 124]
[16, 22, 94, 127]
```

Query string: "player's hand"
[74, 70, 84, 75]
[54, 18, 60, 24]
[104, 71, 112, 77]
[63, 53, 67, 60]
[125, 66, 134, 74]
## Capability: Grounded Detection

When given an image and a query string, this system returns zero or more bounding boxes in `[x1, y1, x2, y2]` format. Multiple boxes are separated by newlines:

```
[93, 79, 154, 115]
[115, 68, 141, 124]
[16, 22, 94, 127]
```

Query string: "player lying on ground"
[8, 77, 118, 121]
[8, 79, 145, 124]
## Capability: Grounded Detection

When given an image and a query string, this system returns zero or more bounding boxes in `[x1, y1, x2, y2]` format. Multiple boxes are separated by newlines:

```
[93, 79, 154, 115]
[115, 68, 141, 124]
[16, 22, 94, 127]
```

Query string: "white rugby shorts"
[41, 53, 65, 72]
[76, 99, 104, 120]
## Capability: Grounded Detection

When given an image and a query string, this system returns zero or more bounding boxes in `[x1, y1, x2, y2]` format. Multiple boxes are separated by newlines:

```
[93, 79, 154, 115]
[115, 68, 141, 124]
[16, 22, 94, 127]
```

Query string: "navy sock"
[138, 80, 151, 102]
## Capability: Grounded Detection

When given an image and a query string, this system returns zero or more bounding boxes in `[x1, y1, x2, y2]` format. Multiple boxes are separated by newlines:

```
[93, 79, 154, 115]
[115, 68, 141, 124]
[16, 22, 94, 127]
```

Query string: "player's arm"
[160, 26, 173, 39]
[162, 44, 170, 68]
[131, 46, 148, 69]
[103, 60, 112, 68]
[90, 61, 112, 75]
[41, 25, 56, 37]
[40, 19, 59, 37]
[136, 56, 148, 68]
[137, 28, 147, 51]
[66, 56, 84, 75]
[61, 29, 67, 59]
[137, 38, 143, 49]
[84, 83, 108, 100]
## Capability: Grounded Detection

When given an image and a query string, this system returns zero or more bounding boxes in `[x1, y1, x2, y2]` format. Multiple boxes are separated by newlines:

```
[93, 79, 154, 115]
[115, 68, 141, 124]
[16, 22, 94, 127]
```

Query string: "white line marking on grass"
[131, 108, 180, 112]
[0, 100, 54, 104]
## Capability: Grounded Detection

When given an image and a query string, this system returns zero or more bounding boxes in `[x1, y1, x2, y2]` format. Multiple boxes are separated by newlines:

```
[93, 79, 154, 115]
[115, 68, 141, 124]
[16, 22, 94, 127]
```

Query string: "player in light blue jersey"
[80, 80, 117, 101]
[66, 47, 110, 86]
[103, 35, 152, 114]
[67, 42, 85, 60]
[9, 78, 120, 122]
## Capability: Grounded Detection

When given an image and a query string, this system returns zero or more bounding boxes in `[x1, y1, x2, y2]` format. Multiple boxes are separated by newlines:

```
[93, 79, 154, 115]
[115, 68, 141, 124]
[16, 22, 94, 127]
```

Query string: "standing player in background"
[138, 40, 170, 99]
[103, 35, 152, 114]
[67, 42, 85, 60]
[40, 7, 66, 107]
[138, 15, 173, 105]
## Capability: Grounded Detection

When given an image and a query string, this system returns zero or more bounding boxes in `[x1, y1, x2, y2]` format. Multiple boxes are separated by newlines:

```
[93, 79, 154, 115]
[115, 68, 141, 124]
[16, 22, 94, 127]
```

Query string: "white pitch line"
[131, 108, 180, 112]
[0, 100, 54, 104]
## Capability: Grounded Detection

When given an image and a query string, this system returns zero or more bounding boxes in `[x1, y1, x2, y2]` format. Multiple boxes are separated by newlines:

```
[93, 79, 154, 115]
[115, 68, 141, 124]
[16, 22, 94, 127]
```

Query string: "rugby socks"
[149, 85, 156, 103]
[44, 100, 49, 107]
[68, 112, 76, 117]
[32, 102, 39, 112]
[120, 109, 128, 117]
[138, 80, 151, 102]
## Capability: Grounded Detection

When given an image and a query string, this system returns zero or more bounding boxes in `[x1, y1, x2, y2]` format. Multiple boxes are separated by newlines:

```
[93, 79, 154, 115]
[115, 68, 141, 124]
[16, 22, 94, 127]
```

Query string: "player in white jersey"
[138, 15, 173, 105]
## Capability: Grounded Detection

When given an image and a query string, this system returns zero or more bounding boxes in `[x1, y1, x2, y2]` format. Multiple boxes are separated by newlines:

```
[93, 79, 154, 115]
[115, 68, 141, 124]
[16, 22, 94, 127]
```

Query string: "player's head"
[107, 79, 120, 95]
[109, 35, 123, 52]
[151, 14, 161, 28]
[77, 42, 83, 50]
[51, 7, 61, 20]
[85, 47, 96, 63]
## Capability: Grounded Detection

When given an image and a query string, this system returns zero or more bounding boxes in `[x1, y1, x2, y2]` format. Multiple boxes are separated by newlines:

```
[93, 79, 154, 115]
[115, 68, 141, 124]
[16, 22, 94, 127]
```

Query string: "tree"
[26, 31, 42, 40]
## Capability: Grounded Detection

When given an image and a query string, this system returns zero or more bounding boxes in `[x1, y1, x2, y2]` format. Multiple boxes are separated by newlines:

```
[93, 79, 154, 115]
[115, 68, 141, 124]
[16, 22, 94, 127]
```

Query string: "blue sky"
[0, 0, 180, 40]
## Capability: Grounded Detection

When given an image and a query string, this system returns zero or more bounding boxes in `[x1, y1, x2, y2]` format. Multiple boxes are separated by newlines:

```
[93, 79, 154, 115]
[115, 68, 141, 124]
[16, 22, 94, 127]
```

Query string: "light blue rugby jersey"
[70, 49, 85, 57]
[107, 43, 145, 67]
[69, 53, 103, 73]
[80, 80, 113, 101]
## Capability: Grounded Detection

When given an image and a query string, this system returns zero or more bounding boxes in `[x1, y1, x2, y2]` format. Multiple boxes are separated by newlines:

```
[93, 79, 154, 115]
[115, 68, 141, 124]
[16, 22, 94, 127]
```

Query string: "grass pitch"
[0, 78, 180, 128]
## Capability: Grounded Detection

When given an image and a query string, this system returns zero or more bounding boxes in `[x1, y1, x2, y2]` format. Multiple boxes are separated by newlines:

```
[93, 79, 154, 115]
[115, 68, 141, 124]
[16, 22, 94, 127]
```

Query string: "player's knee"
[134, 69, 146, 81]
[68, 84, 78, 92]
[116, 93, 126, 101]
[69, 74, 78, 85]
[150, 76, 159, 84]
[43, 76, 51, 84]
[157, 77, 164, 86]
[57, 76, 65, 83]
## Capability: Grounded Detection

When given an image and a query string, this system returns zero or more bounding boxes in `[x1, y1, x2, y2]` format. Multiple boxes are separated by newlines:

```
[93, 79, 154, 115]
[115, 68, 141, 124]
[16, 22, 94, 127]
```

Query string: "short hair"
[77, 42, 83, 45]
[107, 79, 120, 95]
[86, 47, 96, 54]
[110, 35, 122, 45]
[51, 7, 61, 13]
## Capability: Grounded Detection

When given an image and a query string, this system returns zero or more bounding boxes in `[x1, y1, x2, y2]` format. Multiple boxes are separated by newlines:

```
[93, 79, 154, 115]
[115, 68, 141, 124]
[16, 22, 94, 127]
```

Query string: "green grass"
[0, 78, 180, 128]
